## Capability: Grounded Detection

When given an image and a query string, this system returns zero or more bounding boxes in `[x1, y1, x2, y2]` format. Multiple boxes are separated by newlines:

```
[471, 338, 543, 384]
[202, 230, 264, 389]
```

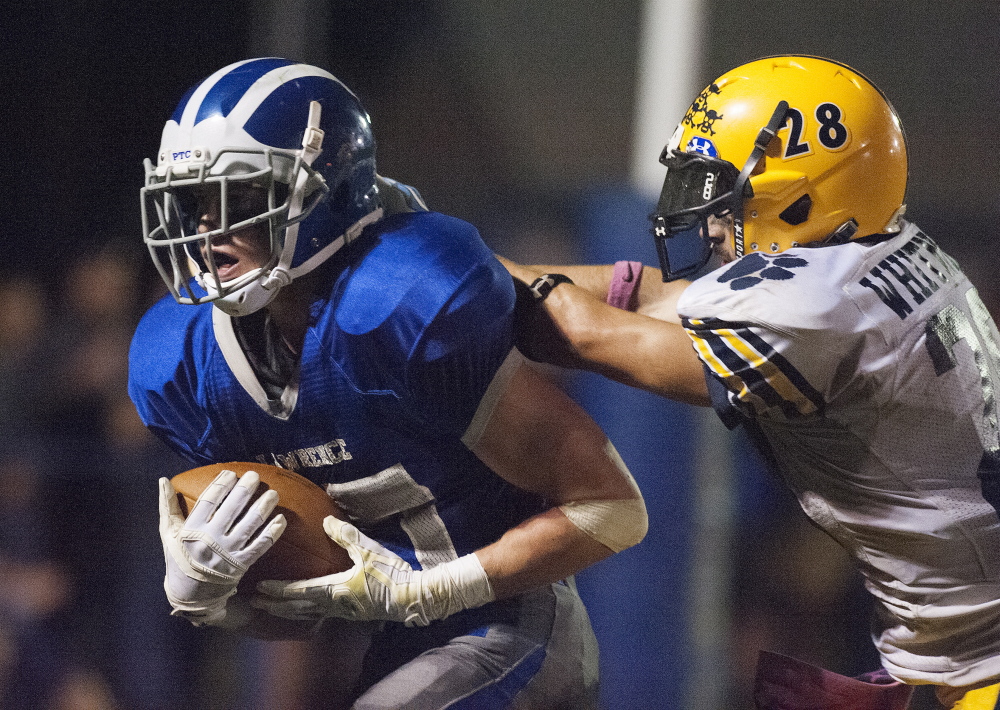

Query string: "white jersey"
[678, 221, 1000, 687]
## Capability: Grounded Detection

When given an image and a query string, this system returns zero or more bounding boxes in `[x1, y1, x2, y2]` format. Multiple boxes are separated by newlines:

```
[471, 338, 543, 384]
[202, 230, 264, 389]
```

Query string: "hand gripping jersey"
[128, 210, 546, 581]
[678, 221, 1000, 687]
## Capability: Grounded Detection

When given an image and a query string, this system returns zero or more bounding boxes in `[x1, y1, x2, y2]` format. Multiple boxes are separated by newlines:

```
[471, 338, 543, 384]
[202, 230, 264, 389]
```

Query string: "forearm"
[498, 257, 625, 303]
[496, 256, 594, 294]
[498, 255, 687, 323]
[469, 362, 649, 599]
[535, 285, 711, 405]
[527, 264, 617, 300]
[474, 508, 616, 599]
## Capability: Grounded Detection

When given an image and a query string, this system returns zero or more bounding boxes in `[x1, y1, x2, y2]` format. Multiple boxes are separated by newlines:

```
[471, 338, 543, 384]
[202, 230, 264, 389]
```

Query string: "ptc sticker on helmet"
[685, 137, 718, 157]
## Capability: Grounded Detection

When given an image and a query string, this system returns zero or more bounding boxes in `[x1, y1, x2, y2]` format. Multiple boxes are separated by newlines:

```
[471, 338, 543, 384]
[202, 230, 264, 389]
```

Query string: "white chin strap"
[262, 206, 385, 291]
[210, 272, 281, 317]
[210, 207, 385, 317]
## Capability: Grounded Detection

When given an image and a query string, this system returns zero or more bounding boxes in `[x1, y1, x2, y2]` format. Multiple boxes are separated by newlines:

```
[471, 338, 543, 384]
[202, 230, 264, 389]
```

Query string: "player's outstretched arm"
[498, 255, 710, 406]
[496, 255, 688, 323]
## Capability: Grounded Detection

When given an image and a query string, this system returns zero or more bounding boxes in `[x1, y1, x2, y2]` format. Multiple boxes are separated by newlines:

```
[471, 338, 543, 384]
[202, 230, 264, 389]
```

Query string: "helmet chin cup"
[214, 266, 291, 317]
[198, 265, 276, 317]
[210, 276, 281, 317]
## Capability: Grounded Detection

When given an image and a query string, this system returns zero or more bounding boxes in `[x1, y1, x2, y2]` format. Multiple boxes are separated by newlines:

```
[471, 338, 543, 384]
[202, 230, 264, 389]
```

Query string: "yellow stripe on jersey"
[687, 329, 770, 414]
[685, 319, 820, 417]
[950, 683, 1000, 710]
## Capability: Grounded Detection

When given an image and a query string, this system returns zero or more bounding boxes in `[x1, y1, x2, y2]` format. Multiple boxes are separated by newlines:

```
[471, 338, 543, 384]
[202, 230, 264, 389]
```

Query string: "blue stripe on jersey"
[684, 317, 825, 417]
[194, 57, 295, 125]
[737, 325, 825, 414]
[695, 324, 787, 411]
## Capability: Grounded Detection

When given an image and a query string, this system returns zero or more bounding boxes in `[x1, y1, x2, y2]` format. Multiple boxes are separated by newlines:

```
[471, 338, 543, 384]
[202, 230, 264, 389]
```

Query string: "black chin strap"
[731, 100, 789, 257]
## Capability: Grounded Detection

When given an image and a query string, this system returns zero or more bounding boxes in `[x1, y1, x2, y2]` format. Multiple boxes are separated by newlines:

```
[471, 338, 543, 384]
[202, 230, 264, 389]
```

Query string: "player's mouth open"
[211, 251, 243, 281]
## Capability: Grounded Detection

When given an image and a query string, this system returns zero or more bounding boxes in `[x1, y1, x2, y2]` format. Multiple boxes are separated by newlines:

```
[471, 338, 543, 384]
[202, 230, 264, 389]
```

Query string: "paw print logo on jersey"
[718, 253, 808, 290]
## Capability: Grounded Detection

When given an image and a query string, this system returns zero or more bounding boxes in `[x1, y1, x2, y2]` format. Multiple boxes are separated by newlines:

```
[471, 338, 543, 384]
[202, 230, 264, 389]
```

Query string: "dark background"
[5, 1, 999, 290]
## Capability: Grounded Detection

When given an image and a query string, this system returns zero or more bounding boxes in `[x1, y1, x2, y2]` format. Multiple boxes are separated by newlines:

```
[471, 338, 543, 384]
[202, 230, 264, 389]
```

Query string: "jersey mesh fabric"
[679, 222, 1000, 686]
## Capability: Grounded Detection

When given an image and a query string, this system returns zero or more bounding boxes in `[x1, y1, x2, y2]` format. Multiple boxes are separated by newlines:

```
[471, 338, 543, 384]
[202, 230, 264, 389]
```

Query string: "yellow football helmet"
[652, 55, 908, 280]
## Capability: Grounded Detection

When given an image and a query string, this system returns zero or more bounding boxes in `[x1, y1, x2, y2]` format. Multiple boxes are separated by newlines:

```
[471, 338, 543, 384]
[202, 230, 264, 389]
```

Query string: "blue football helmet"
[141, 58, 382, 315]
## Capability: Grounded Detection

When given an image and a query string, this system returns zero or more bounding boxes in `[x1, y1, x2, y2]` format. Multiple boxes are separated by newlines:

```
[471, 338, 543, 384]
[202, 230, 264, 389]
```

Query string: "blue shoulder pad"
[331, 211, 515, 432]
[128, 295, 215, 462]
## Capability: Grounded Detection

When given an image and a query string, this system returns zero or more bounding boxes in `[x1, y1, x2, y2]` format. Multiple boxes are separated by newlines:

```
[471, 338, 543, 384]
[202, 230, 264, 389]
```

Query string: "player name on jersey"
[255, 438, 354, 471]
[858, 230, 962, 320]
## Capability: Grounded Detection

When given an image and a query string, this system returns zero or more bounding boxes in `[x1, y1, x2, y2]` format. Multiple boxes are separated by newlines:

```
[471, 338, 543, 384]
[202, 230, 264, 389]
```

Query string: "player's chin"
[713, 245, 737, 264]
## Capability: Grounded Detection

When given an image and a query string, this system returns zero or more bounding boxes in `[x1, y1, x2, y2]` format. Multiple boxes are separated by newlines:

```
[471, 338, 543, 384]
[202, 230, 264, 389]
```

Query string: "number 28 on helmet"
[652, 55, 908, 281]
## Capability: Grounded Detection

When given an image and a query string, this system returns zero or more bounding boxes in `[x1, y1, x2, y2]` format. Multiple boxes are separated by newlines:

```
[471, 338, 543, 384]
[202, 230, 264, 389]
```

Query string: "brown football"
[170, 461, 353, 592]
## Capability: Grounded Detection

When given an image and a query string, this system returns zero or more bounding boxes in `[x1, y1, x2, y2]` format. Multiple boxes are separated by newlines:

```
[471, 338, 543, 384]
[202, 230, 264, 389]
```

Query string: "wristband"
[606, 261, 644, 311]
[528, 273, 574, 301]
[416, 553, 495, 625]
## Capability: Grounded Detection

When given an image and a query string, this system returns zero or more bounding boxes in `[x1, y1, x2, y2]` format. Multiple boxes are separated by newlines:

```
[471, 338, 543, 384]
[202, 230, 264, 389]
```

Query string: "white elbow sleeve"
[559, 497, 648, 553]
[559, 441, 648, 553]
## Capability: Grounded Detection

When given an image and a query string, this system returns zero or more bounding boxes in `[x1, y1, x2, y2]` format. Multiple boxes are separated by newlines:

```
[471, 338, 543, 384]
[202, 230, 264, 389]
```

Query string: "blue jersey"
[129, 211, 546, 571]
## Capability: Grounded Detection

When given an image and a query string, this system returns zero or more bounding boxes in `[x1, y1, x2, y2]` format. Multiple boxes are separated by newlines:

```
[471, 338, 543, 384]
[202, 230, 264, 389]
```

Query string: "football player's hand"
[158, 469, 287, 626]
[253, 517, 493, 627]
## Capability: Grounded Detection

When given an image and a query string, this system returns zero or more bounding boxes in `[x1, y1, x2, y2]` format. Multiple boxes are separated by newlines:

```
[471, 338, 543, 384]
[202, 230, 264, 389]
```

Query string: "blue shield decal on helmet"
[685, 136, 718, 157]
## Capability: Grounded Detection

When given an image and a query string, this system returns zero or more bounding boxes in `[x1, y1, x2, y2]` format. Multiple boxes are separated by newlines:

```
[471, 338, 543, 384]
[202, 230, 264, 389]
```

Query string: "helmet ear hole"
[779, 194, 812, 226]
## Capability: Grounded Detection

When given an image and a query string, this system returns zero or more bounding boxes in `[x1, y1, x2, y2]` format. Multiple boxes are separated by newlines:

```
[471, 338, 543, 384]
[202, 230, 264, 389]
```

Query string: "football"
[170, 461, 353, 592]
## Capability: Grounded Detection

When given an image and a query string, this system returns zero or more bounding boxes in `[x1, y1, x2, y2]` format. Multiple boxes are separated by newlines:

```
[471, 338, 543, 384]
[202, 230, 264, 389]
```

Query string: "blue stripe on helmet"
[194, 57, 296, 125]
[242, 75, 352, 149]
[169, 83, 199, 125]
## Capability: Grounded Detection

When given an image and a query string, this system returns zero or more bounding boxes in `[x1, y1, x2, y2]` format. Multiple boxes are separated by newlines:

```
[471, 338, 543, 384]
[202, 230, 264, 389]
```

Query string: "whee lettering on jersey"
[858, 230, 961, 320]
[256, 439, 353, 471]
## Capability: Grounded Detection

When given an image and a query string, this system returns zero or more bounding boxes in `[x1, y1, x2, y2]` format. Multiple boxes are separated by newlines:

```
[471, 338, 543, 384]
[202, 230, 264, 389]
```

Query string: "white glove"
[253, 517, 494, 627]
[158, 469, 287, 626]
